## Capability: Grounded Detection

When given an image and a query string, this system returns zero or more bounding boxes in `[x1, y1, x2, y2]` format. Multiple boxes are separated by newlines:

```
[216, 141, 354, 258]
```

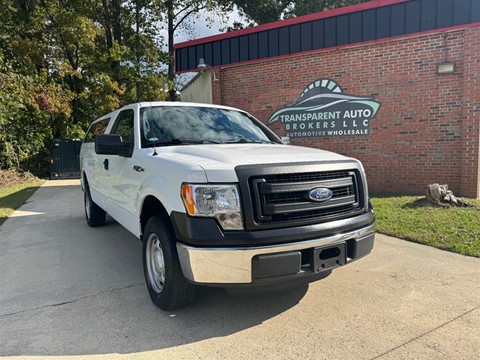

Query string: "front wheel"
[142, 215, 196, 310]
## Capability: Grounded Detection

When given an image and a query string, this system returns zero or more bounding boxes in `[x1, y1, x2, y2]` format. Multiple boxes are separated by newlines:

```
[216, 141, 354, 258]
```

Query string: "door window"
[112, 109, 134, 143]
[84, 118, 110, 143]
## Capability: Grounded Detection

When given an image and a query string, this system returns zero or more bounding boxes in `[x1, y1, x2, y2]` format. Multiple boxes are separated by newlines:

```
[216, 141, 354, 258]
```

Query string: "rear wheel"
[84, 185, 106, 227]
[143, 215, 196, 310]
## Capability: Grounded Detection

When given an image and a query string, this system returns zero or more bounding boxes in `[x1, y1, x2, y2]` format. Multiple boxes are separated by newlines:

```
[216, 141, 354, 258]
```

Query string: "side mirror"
[281, 136, 291, 145]
[95, 134, 133, 157]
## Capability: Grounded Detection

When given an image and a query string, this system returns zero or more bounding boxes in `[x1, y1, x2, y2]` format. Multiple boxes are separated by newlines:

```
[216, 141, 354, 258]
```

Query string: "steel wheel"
[146, 234, 166, 293]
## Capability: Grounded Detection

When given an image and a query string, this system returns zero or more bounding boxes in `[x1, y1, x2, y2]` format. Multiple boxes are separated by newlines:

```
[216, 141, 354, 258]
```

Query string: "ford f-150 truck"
[80, 101, 375, 310]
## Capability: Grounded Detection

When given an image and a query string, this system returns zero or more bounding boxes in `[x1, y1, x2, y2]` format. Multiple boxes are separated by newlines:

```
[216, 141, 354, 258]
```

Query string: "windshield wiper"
[224, 139, 276, 144]
[145, 138, 220, 147]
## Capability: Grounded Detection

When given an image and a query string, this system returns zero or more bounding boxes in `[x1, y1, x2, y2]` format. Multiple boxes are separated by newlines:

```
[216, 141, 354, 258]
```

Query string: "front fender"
[135, 159, 208, 236]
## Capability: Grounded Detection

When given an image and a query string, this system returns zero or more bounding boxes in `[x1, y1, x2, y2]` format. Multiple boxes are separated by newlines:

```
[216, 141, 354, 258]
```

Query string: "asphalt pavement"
[1, 180, 479, 359]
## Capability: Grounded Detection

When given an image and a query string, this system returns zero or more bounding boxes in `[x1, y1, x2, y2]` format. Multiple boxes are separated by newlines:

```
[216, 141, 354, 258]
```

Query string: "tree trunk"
[135, 0, 141, 102]
[166, 0, 177, 101]
[112, 0, 122, 45]
[101, 0, 113, 49]
[102, 0, 121, 83]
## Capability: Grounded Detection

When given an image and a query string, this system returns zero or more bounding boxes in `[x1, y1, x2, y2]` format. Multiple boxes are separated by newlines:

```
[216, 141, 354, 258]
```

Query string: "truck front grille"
[236, 165, 365, 230]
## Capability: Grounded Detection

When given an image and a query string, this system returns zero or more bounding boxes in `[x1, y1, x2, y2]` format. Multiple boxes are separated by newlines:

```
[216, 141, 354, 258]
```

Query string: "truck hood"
[158, 144, 359, 182]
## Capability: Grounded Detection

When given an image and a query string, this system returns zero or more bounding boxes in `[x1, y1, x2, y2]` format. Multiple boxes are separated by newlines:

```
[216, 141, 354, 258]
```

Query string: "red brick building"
[176, 0, 480, 197]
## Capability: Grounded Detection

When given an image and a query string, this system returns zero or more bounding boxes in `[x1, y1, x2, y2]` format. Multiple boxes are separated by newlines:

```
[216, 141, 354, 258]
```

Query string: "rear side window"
[84, 118, 110, 143]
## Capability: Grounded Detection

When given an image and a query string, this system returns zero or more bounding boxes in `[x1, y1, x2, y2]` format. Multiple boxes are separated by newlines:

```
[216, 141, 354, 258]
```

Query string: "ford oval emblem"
[308, 188, 333, 202]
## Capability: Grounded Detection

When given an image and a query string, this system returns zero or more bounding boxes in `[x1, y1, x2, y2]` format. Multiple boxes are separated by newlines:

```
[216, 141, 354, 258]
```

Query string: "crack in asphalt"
[0, 283, 144, 318]
[369, 304, 480, 359]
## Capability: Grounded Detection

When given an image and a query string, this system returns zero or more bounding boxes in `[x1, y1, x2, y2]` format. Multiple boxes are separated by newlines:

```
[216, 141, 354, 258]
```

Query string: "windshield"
[140, 106, 279, 147]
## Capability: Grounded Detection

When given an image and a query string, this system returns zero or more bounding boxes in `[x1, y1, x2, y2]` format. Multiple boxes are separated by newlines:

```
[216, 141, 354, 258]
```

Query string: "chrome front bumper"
[176, 224, 374, 284]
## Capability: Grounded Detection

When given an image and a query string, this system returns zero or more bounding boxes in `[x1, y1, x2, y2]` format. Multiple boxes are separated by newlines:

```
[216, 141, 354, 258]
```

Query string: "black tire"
[142, 214, 196, 310]
[84, 184, 106, 227]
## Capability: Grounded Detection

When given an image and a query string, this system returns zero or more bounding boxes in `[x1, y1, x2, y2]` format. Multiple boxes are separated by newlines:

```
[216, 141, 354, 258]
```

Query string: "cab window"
[111, 109, 134, 143]
[84, 118, 110, 143]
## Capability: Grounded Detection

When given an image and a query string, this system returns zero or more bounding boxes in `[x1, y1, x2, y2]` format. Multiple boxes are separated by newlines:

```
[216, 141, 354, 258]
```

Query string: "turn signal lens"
[181, 184, 196, 215]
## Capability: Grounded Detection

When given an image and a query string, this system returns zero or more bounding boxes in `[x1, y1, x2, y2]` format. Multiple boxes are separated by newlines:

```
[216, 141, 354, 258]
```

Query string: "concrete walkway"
[1, 180, 479, 359]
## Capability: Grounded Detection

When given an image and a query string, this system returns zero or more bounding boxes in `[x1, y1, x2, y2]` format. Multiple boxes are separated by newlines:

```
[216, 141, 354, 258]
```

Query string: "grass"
[371, 194, 480, 258]
[0, 170, 44, 226]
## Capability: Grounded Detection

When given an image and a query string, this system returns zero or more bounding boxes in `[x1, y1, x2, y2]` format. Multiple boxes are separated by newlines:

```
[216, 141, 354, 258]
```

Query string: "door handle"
[103, 159, 109, 170]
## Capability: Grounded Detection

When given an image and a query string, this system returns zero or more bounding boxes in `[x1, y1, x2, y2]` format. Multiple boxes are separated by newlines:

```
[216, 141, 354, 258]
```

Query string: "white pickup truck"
[80, 101, 375, 310]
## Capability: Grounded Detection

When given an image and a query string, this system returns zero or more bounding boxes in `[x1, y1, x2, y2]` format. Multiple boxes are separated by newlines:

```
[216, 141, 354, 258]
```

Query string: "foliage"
[0, 0, 170, 176]
[0, 55, 64, 175]
[371, 194, 480, 258]
[229, 0, 369, 29]
[283, 0, 370, 18]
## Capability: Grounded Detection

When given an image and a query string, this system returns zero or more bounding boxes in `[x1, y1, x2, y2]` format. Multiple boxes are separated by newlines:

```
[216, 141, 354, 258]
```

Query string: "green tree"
[287, 0, 370, 18]
[0, 0, 170, 175]
[232, 0, 369, 27]
[0, 53, 73, 175]
[0, 0, 75, 174]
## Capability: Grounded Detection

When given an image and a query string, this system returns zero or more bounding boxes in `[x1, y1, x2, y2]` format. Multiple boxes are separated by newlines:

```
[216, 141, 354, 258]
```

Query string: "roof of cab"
[138, 101, 242, 112]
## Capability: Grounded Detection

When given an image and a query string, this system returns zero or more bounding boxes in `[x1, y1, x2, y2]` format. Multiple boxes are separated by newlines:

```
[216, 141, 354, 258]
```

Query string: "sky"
[161, 6, 245, 47]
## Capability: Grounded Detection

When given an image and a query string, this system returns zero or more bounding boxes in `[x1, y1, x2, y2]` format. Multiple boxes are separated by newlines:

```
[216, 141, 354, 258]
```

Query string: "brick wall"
[212, 26, 480, 197]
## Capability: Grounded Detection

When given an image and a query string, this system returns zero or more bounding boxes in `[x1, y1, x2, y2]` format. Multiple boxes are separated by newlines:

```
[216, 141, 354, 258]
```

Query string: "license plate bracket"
[313, 243, 347, 272]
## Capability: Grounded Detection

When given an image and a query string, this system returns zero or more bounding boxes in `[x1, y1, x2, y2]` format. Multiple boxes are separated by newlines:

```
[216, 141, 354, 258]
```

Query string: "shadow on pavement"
[0, 185, 42, 225]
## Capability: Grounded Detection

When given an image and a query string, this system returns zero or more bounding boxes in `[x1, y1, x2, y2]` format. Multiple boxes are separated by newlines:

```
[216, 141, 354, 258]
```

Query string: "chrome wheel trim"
[146, 234, 165, 293]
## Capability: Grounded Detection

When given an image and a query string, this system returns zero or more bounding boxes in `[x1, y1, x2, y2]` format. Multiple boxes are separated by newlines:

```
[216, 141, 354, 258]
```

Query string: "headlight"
[181, 184, 243, 230]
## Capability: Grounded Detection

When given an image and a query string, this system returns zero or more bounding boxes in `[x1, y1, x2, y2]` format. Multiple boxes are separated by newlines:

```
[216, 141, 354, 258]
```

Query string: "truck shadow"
[147, 284, 310, 349]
